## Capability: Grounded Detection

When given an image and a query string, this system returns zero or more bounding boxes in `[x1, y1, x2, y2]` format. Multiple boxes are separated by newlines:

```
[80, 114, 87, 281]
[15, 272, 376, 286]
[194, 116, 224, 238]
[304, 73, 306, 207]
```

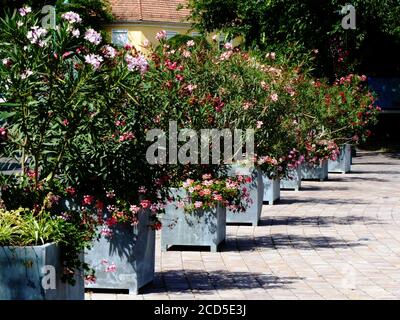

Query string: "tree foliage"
[186, 0, 400, 78]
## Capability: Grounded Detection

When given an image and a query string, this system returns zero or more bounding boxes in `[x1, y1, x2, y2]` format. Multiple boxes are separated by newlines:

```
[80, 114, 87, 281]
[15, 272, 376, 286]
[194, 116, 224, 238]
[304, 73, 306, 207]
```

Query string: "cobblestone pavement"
[88, 151, 400, 300]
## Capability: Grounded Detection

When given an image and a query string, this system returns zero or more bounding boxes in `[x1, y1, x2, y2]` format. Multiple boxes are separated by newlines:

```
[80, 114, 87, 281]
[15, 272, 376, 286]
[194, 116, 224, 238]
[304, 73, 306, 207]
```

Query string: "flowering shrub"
[0, 8, 163, 283]
[303, 133, 340, 167]
[174, 174, 252, 213]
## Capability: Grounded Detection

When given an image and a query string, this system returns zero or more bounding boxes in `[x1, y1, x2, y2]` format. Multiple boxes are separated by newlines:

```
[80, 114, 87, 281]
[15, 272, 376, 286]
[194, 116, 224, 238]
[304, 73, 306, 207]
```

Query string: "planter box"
[226, 166, 264, 226]
[85, 210, 155, 295]
[301, 160, 328, 181]
[328, 144, 352, 174]
[280, 167, 302, 191]
[0, 243, 83, 300]
[262, 176, 280, 205]
[161, 189, 226, 252]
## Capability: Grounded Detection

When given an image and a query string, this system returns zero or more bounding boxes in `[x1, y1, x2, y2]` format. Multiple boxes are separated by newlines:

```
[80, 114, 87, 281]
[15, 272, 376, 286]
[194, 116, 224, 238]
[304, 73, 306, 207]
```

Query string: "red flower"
[66, 187, 76, 196]
[175, 74, 184, 82]
[140, 200, 152, 209]
[95, 200, 104, 211]
[106, 216, 118, 227]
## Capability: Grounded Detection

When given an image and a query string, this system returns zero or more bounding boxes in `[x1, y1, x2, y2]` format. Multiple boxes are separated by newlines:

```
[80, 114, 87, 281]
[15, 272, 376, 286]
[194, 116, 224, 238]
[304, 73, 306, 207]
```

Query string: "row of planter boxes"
[1, 144, 354, 299]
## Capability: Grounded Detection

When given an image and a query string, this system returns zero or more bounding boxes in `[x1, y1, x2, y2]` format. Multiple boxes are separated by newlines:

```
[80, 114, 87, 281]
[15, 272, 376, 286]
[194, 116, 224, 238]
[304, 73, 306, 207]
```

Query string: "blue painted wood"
[280, 167, 302, 191]
[301, 160, 329, 181]
[85, 210, 155, 295]
[328, 144, 352, 174]
[262, 176, 281, 205]
[0, 243, 84, 300]
[226, 165, 264, 226]
[161, 189, 226, 252]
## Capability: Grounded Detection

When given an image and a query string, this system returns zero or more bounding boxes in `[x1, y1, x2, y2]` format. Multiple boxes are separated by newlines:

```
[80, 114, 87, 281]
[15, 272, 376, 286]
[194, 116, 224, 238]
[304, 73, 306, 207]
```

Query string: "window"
[166, 31, 178, 40]
[112, 29, 128, 46]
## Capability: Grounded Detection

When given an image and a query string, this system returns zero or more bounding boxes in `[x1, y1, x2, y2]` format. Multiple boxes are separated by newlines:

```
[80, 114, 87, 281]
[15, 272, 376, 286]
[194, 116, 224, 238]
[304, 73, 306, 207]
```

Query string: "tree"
[0, 0, 114, 29]
[185, 0, 400, 79]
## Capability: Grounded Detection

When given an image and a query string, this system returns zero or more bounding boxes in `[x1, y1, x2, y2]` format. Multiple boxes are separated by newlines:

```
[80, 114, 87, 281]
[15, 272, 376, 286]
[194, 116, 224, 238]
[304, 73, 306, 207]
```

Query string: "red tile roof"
[109, 0, 190, 23]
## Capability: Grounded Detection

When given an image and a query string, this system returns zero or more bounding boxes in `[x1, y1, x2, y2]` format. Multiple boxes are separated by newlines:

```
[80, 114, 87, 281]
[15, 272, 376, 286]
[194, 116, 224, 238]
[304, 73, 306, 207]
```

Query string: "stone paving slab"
[88, 151, 400, 300]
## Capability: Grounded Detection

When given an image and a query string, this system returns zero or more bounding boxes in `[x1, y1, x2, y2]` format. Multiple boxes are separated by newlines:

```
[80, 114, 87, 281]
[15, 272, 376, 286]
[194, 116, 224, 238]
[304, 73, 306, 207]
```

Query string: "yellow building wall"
[107, 24, 241, 53]
[106, 24, 193, 52]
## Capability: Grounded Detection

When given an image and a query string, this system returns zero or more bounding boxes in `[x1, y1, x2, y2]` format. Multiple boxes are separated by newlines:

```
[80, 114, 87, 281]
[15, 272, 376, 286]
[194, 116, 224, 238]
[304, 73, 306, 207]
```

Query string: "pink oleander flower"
[186, 84, 197, 92]
[62, 51, 73, 59]
[243, 101, 252, 110]
[202, 180, 214, 187]
[182, 50, 191, 58]
[124, 43, 133, 51]
[194, 201, 203, 209]
[100, 226, 113, 237]
[176, 74, 184, 82]
[102, 45, 117, 59]
[18, 6, 32, 16]
[271, 93, 279, 102]
[61, 11, 82, 24]
[202, 174, 212, 180]
[83, 195, 95, 205]
[101, 259, 108, 265]
[105, 263, 117, 273]
[220, 50, 233, 61]
[2, 58, 12, 67]
[106, 190, 115, 198]
[213, 194, 223, 201]
[21, 69, 33, 79]
[71, 29, 80, 38]
[224, 43, 233, 50]
[119, 132, 135, 142]
[27, 26, 48, 46]
[256, 121, 263, 129]
[156, 30, 167, 41]
[125, 54, 149, 74]
[130, 205, 141, 213]
[202, 189, 211, 196]
[186, 40, 195, 47]
[142, 39, 150, 48]
[182, 179, 195, 188]
[84, 29, 102, 45]
[84, 54, 103, 70]
[62, 119, 69, 126]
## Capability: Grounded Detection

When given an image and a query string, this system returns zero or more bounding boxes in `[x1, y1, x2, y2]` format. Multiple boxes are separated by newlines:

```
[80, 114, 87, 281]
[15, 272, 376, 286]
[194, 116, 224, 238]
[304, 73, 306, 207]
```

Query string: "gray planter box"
[280, 167, 302, 191]
[0, 243, 84, 300]
[329, 144, 352, 174]
[85, 210, 155, 295]
[226, 166, 264, 226]
[301, 160, 329, 181]
[262, 176, 281, 205]
[161, 189, 226, 252]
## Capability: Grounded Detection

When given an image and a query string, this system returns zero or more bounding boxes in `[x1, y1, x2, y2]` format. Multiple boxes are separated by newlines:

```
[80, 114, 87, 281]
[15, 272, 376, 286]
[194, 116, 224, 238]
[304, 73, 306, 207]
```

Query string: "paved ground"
[87, 151, 400, 300]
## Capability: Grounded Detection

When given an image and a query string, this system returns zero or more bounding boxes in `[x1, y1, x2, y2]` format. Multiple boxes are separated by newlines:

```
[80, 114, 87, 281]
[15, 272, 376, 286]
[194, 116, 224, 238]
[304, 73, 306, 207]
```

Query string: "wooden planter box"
[301, 160, 329, 181]
[328, 144, 352, 174]
[161, 189, 226, 252]
[280, 167, 302, 191]
[226, 166, 264, 226]
[0, 243, 84, 300]
[85, 210, 155, 295]
[262, 175, 281, 205]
